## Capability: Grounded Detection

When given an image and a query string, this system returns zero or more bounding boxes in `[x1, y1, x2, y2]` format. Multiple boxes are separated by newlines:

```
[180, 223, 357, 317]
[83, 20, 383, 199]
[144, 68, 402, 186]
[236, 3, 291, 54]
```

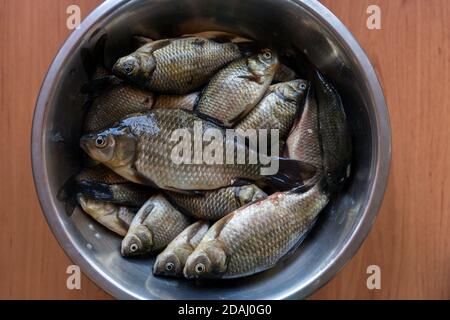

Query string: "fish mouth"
[76, 193, 87, 208]
[79, 135, 94, 152]
[112, 62, 124, 78]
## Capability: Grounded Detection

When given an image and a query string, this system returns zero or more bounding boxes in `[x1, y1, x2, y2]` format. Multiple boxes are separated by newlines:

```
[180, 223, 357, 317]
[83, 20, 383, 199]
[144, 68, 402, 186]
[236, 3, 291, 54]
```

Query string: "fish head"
[153, 249, 187, 277]
[80, 127, 137, 169]
[113, 52, 155, 84]
[248, 49, 280, 78]
[121, 225, 153, 257]
[237, 185, 267, 205]
[183, 245, 227, 279]
[76, 194, 116, 218]
[275, 79, 309, 103]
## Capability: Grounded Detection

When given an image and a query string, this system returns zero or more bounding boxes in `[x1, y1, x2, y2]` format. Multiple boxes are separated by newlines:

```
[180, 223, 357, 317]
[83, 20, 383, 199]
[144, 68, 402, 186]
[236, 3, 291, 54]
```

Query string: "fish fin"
[261, 158, 317, 191]
[77, 181, 115, 202]
[82, 155, 101, 168]
[81, 75, 122, 94]
[238, 73, 264, 84]
[236, 41, 258, 57]
[56, 175, 78, 216]
[290, 175, 328, 195]
[182, 31, 243, 43]
[163, 187, 205, 196]
[231, 178, 253, 187]
[139, 203, 155, 224]
[80, 33, 108, 79]
[132, 35, 154, 49]
[210, 213, 235, 239]
[137, 38, 172, 54]
[117, 208, 137, 229]
[193, 111, 229, 128]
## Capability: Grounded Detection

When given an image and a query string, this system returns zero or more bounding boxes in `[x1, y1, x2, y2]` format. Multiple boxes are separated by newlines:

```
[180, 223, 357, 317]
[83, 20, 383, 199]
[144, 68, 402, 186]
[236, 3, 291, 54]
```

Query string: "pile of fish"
[73, 32, 352, 280]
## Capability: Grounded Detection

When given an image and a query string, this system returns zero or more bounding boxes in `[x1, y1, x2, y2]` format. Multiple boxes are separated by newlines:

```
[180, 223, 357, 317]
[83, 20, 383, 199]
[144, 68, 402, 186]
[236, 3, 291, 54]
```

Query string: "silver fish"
[183, 181, 329, 279]
[77, 194, 136, 237]
[121, 194, 191, 257]
[153, 221, 210, 277]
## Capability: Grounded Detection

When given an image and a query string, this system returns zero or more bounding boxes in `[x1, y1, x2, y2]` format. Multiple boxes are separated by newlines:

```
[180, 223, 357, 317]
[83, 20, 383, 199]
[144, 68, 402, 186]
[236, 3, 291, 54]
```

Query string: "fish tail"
[260, 158, 317, 191]
[56, 175, 78, 216]
[80, 75, 122, 94]
[80, 33, 108, 79]
[236, 41, 258, 57]
[290, 175, 329, 195]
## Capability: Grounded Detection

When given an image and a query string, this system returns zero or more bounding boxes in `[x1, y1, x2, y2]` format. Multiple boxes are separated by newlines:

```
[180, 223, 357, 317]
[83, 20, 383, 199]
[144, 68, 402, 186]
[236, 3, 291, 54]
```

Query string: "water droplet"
[86, 243, 93, 250]
[94, 233, 101, 239]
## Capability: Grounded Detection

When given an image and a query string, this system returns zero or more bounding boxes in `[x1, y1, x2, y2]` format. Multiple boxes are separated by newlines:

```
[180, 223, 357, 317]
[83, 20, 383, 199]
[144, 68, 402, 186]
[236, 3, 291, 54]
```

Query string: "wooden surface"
[0, 0, 449, 299]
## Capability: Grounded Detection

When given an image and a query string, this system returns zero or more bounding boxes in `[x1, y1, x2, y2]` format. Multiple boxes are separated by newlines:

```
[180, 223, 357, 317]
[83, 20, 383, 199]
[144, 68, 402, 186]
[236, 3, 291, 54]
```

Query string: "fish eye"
[195, 263, 206, 274]
[124, 63, 134, 74]
[165, 262, 175, 272]
[130, 243, 139, 252]
[262, 51, 272, 60]
[300, 83, 307, 90]
[95, 136, 107, 148]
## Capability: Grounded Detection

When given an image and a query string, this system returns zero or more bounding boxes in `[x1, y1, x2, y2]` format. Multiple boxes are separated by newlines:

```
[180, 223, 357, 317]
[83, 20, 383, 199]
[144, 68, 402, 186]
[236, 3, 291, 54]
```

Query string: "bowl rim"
[31, 0, 392, 300]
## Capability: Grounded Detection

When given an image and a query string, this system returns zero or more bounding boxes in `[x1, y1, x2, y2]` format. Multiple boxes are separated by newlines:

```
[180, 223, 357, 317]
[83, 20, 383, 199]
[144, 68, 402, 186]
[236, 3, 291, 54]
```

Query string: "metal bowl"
[32, 0, 391, 299]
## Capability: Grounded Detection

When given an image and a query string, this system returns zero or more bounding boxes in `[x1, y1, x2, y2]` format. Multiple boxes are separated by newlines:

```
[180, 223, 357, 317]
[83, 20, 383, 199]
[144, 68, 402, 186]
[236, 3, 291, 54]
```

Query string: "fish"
[121, 194, 192, 257]
[80, 109, 316, 192]
[284, 85, 323, 184]
[195, 49, 280, 127]
[183, 180, 330, 279]
[235, 79, 308, 141]
[77, 194, 136, 237]
[113, 36, 253, 94]
[152, 91, 200, 111]
[314, 71, 352, 192]
[153, 221, 210, 277]
[165, 185, 267, 221]
[273, 63, 297, 83]
[75, 165, 152, 207]
[82, 76, 154, 133]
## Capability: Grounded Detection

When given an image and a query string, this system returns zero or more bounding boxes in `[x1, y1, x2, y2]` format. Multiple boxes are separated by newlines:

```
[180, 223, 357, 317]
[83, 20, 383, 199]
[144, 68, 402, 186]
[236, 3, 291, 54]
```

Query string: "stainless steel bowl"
[32, 0, 391, 299]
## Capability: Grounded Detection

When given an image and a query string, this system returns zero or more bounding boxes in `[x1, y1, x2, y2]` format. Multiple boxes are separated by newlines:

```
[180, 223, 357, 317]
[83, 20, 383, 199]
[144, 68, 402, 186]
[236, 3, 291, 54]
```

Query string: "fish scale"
[165, 185, 266, 220]
[146, 38, 243, 94]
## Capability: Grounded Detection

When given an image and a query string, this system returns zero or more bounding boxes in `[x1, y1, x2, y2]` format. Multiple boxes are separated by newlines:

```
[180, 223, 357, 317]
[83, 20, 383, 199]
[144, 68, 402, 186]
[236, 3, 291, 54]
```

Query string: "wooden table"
[0, 0, 448, 299]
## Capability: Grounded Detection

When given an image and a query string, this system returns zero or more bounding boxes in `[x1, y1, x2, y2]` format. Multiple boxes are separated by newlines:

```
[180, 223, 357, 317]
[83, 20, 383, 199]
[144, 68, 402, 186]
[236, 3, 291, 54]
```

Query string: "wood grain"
[0, 0, 448, 299]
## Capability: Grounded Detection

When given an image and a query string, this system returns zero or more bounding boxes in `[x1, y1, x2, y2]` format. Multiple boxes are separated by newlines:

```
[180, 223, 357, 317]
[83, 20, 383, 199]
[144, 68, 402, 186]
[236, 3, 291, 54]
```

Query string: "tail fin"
[291, 175, 329, 196]
[80, 33, 108, 80]
[132, 35, 154, 50]
[56, 176, 78, 216]
[80, 75, 122, 94]
[261, 158, 317, 191]
[237, 41, 259, 57]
